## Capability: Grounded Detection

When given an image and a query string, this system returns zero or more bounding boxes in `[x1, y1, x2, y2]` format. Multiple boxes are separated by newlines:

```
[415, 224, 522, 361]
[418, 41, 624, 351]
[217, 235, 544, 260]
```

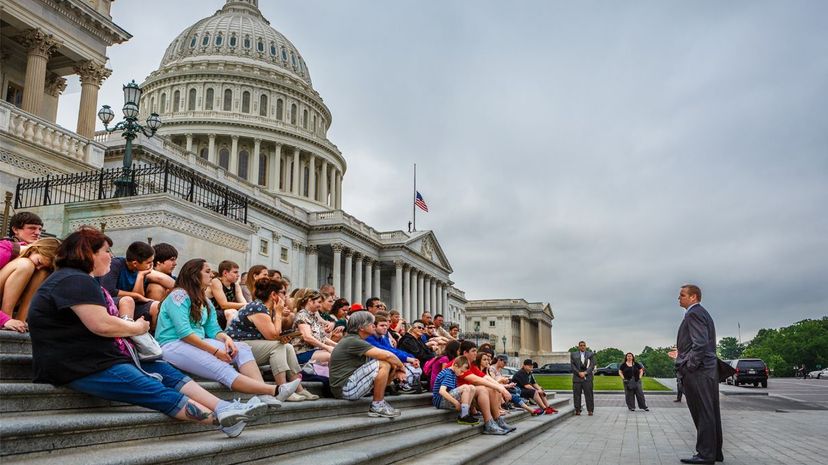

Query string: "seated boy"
[433, 356, 479, 425]
[365, 313, 423, 393]
[209, 260, 247, 329]
[145, 243, 178, 301]
[456, 341, 516, 435]
[511, 358, 557, 415]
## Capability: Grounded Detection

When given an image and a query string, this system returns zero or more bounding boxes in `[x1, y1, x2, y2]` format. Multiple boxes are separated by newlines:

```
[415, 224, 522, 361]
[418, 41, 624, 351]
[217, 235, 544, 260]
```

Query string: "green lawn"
[535, 375, 671, 391]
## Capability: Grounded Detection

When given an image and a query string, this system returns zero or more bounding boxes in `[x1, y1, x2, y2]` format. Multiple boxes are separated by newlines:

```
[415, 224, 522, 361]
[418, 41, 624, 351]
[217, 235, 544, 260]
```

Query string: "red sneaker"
[532, 408, 544, 416]
[544, 407, 558, 414]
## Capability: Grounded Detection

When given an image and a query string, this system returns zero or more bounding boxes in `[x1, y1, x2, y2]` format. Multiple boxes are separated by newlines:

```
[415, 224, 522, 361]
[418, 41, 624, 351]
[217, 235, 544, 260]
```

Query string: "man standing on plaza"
[571, 341, 594, 415]
[676, 284, 723, 464]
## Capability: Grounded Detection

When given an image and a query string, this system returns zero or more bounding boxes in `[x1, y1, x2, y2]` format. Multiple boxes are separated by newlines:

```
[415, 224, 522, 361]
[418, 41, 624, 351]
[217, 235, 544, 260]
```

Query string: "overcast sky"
[57, 1, 828, 353]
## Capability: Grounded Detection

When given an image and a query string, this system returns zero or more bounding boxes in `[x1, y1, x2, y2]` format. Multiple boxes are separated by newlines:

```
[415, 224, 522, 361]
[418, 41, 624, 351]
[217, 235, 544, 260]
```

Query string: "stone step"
[0, 380, 329, 413]
[408, 401, 576, 464]
[261, 397, 572, 465]
[0, 354, 32, 381]
[0, 392, 432, 457]
[3, 403, 452, 465]
[0, 331, 31, 355]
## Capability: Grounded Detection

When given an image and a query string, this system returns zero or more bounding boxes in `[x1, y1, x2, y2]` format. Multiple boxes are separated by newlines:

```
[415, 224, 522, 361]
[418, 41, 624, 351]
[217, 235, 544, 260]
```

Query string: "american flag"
[415, 191, 429, 212]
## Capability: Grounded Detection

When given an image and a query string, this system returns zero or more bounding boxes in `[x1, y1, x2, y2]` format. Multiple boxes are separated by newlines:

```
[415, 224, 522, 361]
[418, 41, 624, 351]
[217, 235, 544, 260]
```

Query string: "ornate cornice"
[306, 244, 318, 255]
[74, 61, 112, 87]
[0, 149, 70, 177]
[15, 29, 62, 59]
[45, 74, 68, 97]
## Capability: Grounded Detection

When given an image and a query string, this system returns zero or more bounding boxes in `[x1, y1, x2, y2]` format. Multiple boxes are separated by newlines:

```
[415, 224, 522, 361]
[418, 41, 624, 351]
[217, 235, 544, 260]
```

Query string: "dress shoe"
[588, 411, 593, 416]
[574, 411, 581, 416]
[680, 455, 714, 464]
[674, 399, 682, 402]
[716, 455, 724, 462]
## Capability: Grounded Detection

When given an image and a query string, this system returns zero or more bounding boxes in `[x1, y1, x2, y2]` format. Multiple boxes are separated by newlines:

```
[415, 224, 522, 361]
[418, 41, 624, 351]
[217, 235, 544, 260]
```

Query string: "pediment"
[405, 231, 453, 272]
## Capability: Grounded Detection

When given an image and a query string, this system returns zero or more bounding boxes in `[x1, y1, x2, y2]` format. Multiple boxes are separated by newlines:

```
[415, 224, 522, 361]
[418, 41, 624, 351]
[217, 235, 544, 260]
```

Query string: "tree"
[636, 346, 675, 378]
[717, 336, 745, 360]
[742, 317, 828, 377]
[594, 347, 625, 367]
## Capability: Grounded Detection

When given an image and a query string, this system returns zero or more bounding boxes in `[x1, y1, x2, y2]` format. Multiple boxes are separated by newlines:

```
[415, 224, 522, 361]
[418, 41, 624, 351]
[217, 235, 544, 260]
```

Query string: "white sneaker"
[298, 389, 320, 400]
[216, 398, 268, 427]
[276, 378, 302, 401]
[219, 420, 246, 438]
[286, 392, 305, 402]
[258, 394, 283, 409]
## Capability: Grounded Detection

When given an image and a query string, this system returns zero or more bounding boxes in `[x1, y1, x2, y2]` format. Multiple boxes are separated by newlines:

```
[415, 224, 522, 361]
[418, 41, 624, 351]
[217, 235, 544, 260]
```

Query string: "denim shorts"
[68, 361, 191, 417]
[296, 349, 318, 364]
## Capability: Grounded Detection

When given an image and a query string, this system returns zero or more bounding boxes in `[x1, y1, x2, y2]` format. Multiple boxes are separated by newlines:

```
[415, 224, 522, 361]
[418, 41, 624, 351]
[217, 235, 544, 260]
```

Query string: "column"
[185, 134, 193, 153]
[409, 269, 418, 321]
[417, 272, 424, 317]
[431, 279, 437, 313]
[343, 249, 353, 303]
[299, 158, 306, 197]
[18, 29, 61, 117]
[73, 60, 110, 138]
[251, 138, 261, 185]
[291, 147, 300, 195]
[44, 74, 67, 121]
[306, 245, 318, 289]
[269, 144, 282, 191]
[519, 318, 530, 356]
[393, 260, 403, 312]
[208, 134, 216, 164]
[332, 243, 342, 297]
[335, 170, 342, 209]
[442, 285, 449, 316]
[353, 253, 363, 305]
[230, 136, 239, 175]
[403, 265, 411, 322]
[364, 258, 373, 300]
[308, 155, 316, 201]
[373, 263, 381, 298]
[320, 160, 328, 206]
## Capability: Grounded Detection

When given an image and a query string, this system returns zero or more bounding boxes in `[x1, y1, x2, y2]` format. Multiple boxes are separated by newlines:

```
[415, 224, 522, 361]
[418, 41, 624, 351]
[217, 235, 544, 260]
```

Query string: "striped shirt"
[432, 367, 457, 407]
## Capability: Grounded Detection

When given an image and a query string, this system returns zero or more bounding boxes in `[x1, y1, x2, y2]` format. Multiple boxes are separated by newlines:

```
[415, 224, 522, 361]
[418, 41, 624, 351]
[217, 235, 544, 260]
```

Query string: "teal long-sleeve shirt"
[155, 288, 222, 345]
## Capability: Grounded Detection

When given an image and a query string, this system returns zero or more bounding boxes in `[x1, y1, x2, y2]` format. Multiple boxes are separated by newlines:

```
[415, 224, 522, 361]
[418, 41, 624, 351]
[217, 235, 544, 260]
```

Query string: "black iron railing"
[14, 162, 248, 224]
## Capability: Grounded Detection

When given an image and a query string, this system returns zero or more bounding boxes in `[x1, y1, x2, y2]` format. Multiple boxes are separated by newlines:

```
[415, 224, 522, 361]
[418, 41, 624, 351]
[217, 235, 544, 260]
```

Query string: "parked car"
[595, 363, 620, 376]
[726, 358, 768, 387]
[807, 368, 828, 379]
[500, 366, 519, 378]
[533, 363, 571, 375]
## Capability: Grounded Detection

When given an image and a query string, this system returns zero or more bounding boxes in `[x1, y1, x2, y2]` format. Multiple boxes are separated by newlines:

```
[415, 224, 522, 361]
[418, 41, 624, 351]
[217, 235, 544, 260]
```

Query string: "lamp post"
[502, 335, 507, 354]
[97, 80, 161, 197]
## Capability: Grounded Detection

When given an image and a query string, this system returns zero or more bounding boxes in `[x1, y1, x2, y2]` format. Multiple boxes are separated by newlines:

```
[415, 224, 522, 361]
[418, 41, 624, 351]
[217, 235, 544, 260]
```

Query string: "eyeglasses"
[412, 325, 425, 330]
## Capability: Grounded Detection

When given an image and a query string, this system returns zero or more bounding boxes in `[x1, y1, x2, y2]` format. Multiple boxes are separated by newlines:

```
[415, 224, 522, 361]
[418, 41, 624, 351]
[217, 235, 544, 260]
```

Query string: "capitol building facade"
[1, 0, 559, 360]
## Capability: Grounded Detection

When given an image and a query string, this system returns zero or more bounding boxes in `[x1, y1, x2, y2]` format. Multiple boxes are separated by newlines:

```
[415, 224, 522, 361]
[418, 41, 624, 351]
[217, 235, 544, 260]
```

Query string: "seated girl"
[289, 289, 336, 365]
[225, 278, 318, 402]
[27, 228, 267, 437]
[155, 258, 286, 408]
[0, 237, 60, 323]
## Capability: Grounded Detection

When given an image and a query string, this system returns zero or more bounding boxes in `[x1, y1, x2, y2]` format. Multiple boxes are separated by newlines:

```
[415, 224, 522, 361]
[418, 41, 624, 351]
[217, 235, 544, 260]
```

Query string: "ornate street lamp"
[502, 335, 507, 354]
[97, 80, 162, 196]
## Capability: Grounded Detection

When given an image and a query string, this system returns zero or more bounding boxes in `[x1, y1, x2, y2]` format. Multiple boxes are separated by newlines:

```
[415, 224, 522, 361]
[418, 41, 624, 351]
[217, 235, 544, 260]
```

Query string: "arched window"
[229, 34, 237, 48]
[276, 99, 284, 120]
[257, 39, 264, 53]
[215, 33, 223, 46]
[173, 90, 180, 112]
[242, 91, 250, 113]
[302, 109, 308, 129]
[150, 97, 155, 113]
[243, 35, 251, 49]
[199, 147, 208, 159]
[281, 47, 287, 61]
[270, 43, 277, 56]
[238, 150, 249, 180]
[259, 94, 268, 116]
[205, 88, 214, 110]
[290, 103, 297, 124]
[190, 36, 197, 48]
[219, 147, 230, 169]
[223, 89, 232, 111]
[290, 52, 296, 68]
[258, 153, 267, 185]
[188, 88, 196, 111]
[160, 93, 166, 113]
[201, 33, 210, 46]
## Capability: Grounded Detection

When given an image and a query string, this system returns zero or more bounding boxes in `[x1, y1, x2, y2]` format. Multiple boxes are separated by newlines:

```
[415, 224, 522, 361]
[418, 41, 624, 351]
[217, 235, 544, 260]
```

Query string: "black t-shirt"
[511, 369, 536, 387]
[28, 268, 130, 385]
[619, 362, 643, 380]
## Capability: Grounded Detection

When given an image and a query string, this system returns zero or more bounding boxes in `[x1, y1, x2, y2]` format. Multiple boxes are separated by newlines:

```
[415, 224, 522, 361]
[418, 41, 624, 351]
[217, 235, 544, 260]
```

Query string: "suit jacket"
[571, 350, 595, 382]
[675, 304, 718, 380]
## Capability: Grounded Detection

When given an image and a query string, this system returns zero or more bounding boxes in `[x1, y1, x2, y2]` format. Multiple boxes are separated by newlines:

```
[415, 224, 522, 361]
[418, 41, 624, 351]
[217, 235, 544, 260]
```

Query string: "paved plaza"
[492, 385, 828, 465]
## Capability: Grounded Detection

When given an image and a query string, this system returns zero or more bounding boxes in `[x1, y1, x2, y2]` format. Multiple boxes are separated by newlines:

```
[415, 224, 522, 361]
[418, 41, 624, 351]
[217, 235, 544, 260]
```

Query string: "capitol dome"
[139, 0, 345, 211]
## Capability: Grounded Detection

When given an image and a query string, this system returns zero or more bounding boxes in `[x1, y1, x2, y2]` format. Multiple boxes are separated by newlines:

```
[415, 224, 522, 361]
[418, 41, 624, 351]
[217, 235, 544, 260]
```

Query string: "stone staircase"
[0, 331, 574, 464]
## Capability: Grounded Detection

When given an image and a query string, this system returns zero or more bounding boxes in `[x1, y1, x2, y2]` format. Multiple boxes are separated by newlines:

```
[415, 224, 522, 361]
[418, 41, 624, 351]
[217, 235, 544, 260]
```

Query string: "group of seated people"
[1, 216, 555, 439]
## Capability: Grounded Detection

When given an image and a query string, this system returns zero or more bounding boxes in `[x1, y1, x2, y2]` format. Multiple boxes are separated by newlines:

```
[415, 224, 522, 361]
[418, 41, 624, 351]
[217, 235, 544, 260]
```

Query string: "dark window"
[173, 90, 180, 112]
[229, 34, 237, 47]
[270, 43, 277, 56]
[160, 93, 166, 113]
[281, 47, 287, 61]
[219, 148, 230, 169]
[290, 103, 297, 124]
[302, 109, 308, 129]
[223, 89, 232, 111]
[5, 82, 23, 107]
[238, 150, 249, 179]
[202, 34, 210, 46]
[190, 36, 197, 48]
[215, 34, 223, 46]
[243, 35, 251, 49]
[200, 147, 208, 159]
[257, 39, 264, 52]
[259, 94, 268, 117]
[205, 88, 214, 110]
[276, 99, 284, 120]
[242, 91, 250, 113]
[258, 153, 267, 185]
[188, 89, 196, 111]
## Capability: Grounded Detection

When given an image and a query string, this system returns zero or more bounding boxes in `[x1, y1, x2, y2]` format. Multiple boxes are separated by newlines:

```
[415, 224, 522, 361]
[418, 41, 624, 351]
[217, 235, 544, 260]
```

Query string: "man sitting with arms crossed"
[433, 356, 479, 425]
[329, 311, 404, 418]
[366, 313, 423, 393]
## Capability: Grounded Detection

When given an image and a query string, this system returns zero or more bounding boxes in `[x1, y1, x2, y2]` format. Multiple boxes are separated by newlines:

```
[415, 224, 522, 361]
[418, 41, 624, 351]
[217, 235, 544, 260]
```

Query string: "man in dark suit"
[676, 284, 723, 465]
[570, 340, 595, 415]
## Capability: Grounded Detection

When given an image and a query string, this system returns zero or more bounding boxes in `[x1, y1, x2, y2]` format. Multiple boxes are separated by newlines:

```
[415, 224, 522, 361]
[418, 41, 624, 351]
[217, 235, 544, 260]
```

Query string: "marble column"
[417, 272, 424, 317]
[44, 74, 67, 121]
[403, 265, 411, 322]
[73, 60, 110, 138]
[432, 279, 438, 313]
[394, 260, 403, 313]
[251, 138, 261, 185]
[230, 136, 239, 175]
[17, 29, 61, 117]
[409, 269, 418, 321]
[373, 264, 381, 298]
[306, 245, 318, 290]
[335, 171, 342, 209]
[343, 249, 353, 303]
[308, 155, 316, 201]
[291, 147, 300, 195]
[208, 134, 216, 164]
[353, 254, 363, 305]
[269, 144, 282, 191]
[320, 160, 328, 206]
[364, 258, 373, 300]
[519, 318, 530, 355]
[332, 243, 342, 297]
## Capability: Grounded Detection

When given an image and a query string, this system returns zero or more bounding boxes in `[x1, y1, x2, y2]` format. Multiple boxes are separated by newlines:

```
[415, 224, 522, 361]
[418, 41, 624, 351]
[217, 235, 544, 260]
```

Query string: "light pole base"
[113, 178, 136, 198]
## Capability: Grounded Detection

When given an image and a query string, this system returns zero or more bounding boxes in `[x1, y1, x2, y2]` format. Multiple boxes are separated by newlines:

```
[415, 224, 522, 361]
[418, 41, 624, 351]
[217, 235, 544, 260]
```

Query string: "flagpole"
[413, 163, 417, 232]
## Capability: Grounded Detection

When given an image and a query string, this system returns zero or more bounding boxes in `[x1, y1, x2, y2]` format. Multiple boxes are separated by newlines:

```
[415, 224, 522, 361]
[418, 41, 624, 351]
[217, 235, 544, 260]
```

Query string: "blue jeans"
[68, 361, 191, 417]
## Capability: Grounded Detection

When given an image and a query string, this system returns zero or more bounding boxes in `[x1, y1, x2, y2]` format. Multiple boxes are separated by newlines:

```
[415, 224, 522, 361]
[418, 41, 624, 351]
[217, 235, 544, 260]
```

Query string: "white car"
[807, 368, 828, 379]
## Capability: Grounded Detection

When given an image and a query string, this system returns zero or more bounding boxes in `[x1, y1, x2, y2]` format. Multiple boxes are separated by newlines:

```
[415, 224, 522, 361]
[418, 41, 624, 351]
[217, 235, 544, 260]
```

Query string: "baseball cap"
[523, 358, 534, 366]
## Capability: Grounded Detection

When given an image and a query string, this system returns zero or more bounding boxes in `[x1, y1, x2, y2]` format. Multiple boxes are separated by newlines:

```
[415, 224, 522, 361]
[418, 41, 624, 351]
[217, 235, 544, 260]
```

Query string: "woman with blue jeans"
[156, 259, 286, 407]
[27, 228, 267, 437]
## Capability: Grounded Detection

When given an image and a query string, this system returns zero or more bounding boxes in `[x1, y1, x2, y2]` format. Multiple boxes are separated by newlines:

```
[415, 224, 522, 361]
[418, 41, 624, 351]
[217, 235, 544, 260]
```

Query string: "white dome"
[159, 0, 312, 86]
